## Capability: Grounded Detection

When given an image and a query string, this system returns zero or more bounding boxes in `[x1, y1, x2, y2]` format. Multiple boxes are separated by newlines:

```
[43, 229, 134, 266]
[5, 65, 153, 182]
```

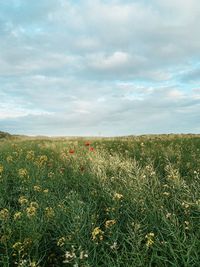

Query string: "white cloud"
[0, 103, 53, 119]
[0, 0, 199, 135]
[89, 51, 129, 70]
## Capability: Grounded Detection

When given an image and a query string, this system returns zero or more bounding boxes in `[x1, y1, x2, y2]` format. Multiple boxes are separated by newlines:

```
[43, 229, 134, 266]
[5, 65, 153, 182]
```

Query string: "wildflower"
[43, 189, 49, 193]
[146, 232, 154, 238]
[23, 238, 32, 247]
[163, 192, 170, 196]
[85, 141, 91, 146]
[26, 206, 37, 217]
[63, 250, 76, 263]
[0, 164, 4, 173]
[0, 208, 9, 220]
[30, 202, 39, 208]
[37, 155, 48, 167]
[33, 185, 41, 192]
[105, 207, 115, 214]
[30, 261, 37, 267]
[105, 219, 116, 228]
[195, 199, 200, 205]
[59, 167, 65, 174]
[92, 227, 104, 241]
[26, 150, 35, 160]
[57, 237, 66, 247]
[113, 193, 123, 200]
[14, 211, 22, 220]
[6, 156, 13, 163]
[45, 207, 55, 218]
[48, 172, 54, 178]
[184, 221, 190, 230]
[12, 238, 32, 252]
[163, 184, 169, 188]
[12, 241, 23, 251]
[18, 196, 28, 205]
[166, 213, 172, 219]
[69, 149, 75, 154]
[79, 250, 88, 260]
[39, 155, 48, 162]
[182, 202, 190, 209]
[89, 147, 95, 152]
[110, 241, 118, 250]
[18, 168, 28, 178]
[145, 232, 155, 248]
[131, 222, 141, 231]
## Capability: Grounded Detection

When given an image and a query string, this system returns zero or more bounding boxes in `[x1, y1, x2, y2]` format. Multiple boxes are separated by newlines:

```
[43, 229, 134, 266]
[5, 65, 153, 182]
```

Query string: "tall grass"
[0, 135, 200, 266]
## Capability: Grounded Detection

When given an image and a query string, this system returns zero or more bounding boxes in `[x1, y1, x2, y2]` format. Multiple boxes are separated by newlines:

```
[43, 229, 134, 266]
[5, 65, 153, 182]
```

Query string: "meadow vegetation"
[0, 134, 200, 266]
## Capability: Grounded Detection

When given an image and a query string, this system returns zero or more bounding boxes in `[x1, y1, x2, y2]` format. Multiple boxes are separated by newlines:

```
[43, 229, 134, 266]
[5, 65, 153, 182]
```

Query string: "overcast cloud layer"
[0, 0, 200, 136]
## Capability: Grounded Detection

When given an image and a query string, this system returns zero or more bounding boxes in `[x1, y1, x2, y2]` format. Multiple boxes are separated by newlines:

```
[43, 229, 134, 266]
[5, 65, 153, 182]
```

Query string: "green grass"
[0, 135, 200, 266]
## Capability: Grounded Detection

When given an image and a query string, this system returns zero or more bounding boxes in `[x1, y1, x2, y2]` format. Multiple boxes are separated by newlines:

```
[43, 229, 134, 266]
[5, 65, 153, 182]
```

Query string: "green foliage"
[0, 135, 200, 266]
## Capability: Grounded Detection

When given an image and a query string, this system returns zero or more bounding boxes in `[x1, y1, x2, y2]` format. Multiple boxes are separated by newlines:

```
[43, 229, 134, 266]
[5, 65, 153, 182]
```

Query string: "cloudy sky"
[0, 0, 200, 136]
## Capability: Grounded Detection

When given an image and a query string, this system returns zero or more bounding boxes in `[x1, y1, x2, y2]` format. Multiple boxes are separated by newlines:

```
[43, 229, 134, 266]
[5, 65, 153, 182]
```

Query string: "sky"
[0, 0, 200, 136]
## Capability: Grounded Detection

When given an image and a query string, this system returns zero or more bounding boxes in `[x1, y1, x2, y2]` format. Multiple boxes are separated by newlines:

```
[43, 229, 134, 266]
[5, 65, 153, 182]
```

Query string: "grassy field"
[0, 135, 200, 267]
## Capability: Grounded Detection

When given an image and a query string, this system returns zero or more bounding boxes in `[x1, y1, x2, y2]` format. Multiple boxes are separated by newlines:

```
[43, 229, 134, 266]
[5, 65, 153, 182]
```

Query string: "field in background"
[0, 135, 200, 266]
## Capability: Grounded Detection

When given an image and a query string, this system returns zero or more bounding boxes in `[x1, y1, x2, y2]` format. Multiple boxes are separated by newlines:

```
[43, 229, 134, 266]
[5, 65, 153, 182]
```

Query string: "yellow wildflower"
[43, 189, 49, 193]
[45, 207, 55, 218]
[185, 221, 190, 230]
[182, 202, 190, 209]
[33, 185, 41, 192]
[29, 261, 37, 267]
[30, 202, 39, 208]
[12, 238, 32, 252]
[146, 239, 154, 247]
[18, 196, 28, 205]
[110, 241, 118, 250]
[57, 237, 66, 247]
[6, 156, 13, 163]
[113, 193, 123, 200]
[145, 232, 155, 248]
[105, 219, 116, 228]
[38, 155, 48, 166]
[26, 150, 35, 160]
[92, 227, 104, 241]
[48, 172, 54, 178]
[14, 211, 22, 220]
[163, 192, 170, 196]
[26, 206, 37, 217]
[12, 241, 23, 251]
[23, 238, 32, 247]
[18, 168, 28, 178]
[145, 232, 155, 238]
[79, 250, 89, 260]
[0, 208, 9, 220]
[166, 213, 172, 219]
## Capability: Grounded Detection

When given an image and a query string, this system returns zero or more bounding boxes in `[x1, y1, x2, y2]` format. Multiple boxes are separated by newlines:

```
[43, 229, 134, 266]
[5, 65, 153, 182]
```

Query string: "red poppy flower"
[89, 147, 95, 152]
[69, 149, 75, 154]
[85, 141, 91, 146]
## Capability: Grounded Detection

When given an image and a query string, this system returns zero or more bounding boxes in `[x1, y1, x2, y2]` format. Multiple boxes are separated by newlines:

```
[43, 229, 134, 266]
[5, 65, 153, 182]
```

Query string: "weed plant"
[0, 135, 200, 266]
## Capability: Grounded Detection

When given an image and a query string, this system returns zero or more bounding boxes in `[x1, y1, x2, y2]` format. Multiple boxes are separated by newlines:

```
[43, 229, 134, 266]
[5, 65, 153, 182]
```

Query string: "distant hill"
[0, 131, 12, 139]
[0, 131, 199, 140]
